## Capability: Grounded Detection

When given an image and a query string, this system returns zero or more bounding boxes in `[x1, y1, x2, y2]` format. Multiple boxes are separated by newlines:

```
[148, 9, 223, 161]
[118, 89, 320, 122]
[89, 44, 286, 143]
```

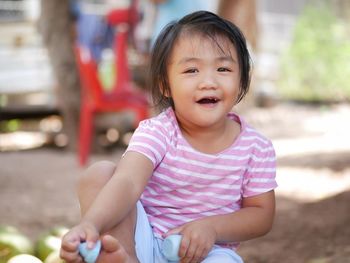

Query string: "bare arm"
[60, 152, 153, 262]
[82, 151, 154, 233]
[208, 190, 276, 242]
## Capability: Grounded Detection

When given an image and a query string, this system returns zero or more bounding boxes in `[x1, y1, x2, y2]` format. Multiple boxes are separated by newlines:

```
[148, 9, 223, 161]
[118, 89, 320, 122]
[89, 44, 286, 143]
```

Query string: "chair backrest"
[75, 45, 104, 102]
[75, 1, 140, 102]
[106, 0, 139, 27]
[106, 0, 139, 95]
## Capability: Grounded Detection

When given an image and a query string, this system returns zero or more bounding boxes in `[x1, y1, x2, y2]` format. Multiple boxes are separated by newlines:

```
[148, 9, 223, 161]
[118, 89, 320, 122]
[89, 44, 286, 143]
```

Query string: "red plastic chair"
[75, 1, 149, 166]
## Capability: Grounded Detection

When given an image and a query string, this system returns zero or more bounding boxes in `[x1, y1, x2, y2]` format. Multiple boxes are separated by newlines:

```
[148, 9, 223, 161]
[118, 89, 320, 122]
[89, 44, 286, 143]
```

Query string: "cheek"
[168, 78, 189, 98]
[225, 78, 241, 100]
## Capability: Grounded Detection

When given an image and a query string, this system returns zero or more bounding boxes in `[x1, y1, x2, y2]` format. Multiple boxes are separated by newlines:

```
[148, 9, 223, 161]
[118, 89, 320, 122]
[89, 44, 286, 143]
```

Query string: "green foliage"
[278, 1, 350, 102]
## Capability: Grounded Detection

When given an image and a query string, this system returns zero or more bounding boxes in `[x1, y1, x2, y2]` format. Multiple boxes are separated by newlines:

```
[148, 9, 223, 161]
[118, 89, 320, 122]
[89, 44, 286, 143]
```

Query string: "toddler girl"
[60, 10, 277, 263]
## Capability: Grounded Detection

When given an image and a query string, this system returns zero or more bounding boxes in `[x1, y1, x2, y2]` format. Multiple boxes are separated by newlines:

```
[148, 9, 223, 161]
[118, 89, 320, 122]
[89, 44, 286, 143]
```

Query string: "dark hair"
[148, 10, 252, 111]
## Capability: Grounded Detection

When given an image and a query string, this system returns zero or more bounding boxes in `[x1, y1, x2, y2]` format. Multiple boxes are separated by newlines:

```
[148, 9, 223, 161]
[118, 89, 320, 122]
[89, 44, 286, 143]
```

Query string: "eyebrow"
[177, 56, 236, 65]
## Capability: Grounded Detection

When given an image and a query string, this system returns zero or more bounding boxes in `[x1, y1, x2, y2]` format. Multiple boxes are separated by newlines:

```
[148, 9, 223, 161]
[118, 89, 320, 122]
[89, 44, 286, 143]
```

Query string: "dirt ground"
[1, 102, 350, 263]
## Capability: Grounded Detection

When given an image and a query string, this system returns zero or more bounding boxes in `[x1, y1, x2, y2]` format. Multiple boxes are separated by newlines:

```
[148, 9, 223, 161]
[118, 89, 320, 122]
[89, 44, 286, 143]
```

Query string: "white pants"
[134, 202, 244, 263]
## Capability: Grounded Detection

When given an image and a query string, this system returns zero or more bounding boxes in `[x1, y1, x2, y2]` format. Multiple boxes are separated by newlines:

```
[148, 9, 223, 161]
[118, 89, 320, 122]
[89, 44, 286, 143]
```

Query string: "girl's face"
[167, 34, 240, 130]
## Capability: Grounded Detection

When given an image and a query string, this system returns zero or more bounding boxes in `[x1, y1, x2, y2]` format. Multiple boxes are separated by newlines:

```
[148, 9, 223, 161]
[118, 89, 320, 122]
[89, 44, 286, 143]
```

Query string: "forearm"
[210, 206, 274, 243]
[205, 191, 276, 243]
[81, 152, 153, 234]
[82, 175, 140, 233]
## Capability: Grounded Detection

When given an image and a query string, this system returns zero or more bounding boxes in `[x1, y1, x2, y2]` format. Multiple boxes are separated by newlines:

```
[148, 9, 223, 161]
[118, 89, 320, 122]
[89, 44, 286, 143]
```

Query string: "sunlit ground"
[271, 104, 350, 202]
[276, 167, 350, 202]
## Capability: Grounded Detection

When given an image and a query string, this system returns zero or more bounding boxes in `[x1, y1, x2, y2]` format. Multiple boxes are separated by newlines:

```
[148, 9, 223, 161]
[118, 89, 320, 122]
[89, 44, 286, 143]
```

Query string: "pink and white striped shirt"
[125, 107, 277, 249]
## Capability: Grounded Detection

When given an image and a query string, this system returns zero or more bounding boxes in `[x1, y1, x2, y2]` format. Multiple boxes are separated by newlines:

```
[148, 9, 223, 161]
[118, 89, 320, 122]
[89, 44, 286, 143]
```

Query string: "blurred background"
[0, 0, 349, 262]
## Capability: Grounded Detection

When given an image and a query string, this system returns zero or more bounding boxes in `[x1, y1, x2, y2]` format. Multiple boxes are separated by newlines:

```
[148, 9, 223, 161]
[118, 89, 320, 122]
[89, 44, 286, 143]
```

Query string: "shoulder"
[244, 124, 274, 149]
[125, 108, 178, 166]
[137, 107, 178, 135]
[230, 112, 275, 154]
[132, 107, 180, 147]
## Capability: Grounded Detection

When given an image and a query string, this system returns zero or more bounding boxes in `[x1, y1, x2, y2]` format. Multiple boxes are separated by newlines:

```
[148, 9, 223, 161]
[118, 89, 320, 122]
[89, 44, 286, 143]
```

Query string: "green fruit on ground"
[0, 230, 33, 263]
[7, 254, 43, 263]
[44, 251, 64, 263]
[48, 226, 69, 238]
[35, 235, 62, 262]
[35, 226, 68, 262]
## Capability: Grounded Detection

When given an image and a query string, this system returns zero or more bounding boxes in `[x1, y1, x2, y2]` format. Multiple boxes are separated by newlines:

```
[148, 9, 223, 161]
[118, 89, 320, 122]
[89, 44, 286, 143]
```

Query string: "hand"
[165, 219, 217, 263]
[60, 221, 100, 262]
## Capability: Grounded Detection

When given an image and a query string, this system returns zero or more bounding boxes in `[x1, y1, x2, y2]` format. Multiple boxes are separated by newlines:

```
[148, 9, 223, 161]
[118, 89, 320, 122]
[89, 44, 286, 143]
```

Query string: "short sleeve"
[124, 118, 168, 168]
[242, 139, 277, 198]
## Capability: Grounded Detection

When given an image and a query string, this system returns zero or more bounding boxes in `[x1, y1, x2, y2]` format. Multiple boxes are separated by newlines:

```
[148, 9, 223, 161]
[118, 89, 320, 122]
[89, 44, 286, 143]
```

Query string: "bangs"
[178, 28, 236, 59]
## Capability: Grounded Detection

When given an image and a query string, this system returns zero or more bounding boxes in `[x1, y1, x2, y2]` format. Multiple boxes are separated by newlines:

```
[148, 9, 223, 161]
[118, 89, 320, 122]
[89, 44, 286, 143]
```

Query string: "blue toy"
[79, 240, 101, 263]
[161, 234, 182, 262]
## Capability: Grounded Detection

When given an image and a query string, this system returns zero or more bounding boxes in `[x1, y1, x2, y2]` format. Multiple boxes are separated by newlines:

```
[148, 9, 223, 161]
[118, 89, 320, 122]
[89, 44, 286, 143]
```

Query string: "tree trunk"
[38, 0, 80, 151]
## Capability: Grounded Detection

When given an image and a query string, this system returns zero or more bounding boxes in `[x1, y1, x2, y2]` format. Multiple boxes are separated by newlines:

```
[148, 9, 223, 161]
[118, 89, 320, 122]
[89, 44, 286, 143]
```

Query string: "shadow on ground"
[239, 191, 350, 263]
[278, 151, 350, 172]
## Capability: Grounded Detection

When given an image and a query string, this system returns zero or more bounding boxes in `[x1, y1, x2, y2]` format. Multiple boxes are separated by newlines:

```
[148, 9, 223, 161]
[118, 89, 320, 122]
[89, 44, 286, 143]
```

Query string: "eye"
[183, 68, 198, 74]
[217, 67, 231, 72]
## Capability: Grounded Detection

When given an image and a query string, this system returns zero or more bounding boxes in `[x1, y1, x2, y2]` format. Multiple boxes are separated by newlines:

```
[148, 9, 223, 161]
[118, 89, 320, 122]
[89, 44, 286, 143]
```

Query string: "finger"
[59, 248, 83, 263]
[193, 245, 207, 263]
[182, 242, 197, 263]
[78, 229, 86, 241]
[201, 245, 211, 259]
[85, 228, 100, 249]
[62, 227, 86, 248]
[61, 235, 80, 252]
[178, 236, 190, 259]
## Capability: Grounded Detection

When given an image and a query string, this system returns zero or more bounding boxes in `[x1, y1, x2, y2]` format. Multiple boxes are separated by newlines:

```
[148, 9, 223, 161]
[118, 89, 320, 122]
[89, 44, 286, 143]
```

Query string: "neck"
[179, 118, 240, 154]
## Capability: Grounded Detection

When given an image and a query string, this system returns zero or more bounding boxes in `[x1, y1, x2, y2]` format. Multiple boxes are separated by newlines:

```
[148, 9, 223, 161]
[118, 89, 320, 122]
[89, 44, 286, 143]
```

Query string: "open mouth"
[196, 97, 219, 104]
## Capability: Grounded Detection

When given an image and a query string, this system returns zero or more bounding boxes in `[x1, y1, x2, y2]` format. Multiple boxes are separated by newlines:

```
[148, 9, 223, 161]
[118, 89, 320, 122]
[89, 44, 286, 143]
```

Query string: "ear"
[160, 84, 171, 98]
[162, 89, 171, 98]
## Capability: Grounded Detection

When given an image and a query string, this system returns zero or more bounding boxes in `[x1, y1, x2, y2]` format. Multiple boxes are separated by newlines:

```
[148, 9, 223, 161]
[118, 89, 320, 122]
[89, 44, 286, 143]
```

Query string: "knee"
[78, 160, 116, 191]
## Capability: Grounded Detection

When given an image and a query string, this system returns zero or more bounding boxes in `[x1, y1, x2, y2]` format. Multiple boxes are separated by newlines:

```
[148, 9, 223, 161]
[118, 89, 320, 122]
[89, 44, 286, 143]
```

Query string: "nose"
[198, 71, 218, 90]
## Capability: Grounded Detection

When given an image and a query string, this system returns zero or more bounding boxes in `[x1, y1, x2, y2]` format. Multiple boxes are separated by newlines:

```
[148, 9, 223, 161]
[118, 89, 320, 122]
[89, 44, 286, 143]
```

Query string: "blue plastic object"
[161, 234, 182, 262]
[79, 240, 101, 263]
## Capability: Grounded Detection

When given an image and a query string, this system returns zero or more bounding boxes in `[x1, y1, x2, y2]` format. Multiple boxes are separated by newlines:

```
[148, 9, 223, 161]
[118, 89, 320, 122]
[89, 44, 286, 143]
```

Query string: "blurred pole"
[217, 0, 259, 111]
[332, 0, 350, 30]
[217, 0, 258, 51]
[38, 0, 80, 151]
